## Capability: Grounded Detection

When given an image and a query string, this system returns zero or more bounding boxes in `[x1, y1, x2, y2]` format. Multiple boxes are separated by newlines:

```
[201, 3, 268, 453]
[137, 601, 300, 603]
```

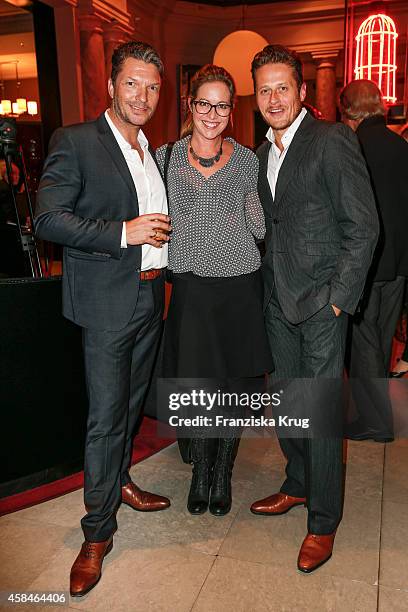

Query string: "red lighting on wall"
[354, 13, 398, 103]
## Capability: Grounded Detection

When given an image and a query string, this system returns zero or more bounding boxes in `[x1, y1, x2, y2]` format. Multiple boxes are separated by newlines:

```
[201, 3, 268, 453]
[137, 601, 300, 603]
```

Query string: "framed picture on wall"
[177, 64, 201, 136]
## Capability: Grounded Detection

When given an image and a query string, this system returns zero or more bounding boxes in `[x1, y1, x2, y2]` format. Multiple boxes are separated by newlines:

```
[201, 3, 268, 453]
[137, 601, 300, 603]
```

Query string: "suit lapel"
[258, 141, 274, 210]
[96, 113, 139, 210]
[274, 112, 316, 208]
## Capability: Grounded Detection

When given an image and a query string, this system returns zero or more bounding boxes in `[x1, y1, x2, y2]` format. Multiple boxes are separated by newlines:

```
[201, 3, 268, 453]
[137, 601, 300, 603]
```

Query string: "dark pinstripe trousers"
[80, 276, 164, 542]
[265, 287, 348, 534]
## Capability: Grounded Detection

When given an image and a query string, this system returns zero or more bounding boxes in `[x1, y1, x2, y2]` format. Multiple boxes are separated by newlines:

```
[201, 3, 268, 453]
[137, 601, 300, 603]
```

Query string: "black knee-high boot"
[187, 438, 214, 515]
[209, 438, 237, 516]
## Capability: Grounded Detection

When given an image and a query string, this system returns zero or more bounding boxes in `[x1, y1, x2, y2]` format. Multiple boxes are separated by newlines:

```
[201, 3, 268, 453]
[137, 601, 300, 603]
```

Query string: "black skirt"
[163, 270, 274, 378]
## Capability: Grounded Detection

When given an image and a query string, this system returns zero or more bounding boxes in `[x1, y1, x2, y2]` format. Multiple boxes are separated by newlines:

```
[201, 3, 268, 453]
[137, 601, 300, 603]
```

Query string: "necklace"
[189, 138, 223, 168]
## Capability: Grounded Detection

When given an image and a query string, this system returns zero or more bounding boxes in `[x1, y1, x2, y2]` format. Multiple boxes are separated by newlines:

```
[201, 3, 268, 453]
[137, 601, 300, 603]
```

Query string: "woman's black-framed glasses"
[192, 99, 232, 117]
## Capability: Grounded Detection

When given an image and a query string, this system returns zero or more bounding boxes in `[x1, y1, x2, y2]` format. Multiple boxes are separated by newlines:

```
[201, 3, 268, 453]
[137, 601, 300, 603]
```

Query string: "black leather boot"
[209, 438, 237, 516]
[187, 438, 212, 515]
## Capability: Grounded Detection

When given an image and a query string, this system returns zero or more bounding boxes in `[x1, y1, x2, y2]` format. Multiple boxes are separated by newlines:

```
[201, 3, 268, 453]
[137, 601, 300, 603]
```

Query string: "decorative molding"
[42, 0, 355, 48]
[102, 21, 129, 42]
[294, 41, 343, 56]
[310, 45, 341, 61]
[78, 13, 104, 32]
[33, 0, 78, 8]
[313, 57, 338, 69]
[168, 0, 345, 28]
[0, 13, 33, 35]
[77, 0, 133, 33]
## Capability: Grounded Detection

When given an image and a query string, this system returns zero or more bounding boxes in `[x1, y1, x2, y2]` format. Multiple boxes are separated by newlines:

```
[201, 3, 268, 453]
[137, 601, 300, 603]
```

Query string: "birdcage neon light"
[354, 13, 398, 103]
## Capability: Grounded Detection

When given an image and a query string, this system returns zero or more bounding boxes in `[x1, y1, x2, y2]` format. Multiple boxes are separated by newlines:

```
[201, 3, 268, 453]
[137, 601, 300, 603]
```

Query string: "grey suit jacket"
[257, 112, 379, 324]
[35, 113, 160, 331]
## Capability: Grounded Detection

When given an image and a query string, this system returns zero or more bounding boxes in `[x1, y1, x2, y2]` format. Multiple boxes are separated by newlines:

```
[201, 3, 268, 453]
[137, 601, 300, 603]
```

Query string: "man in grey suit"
[249, 45, 379, 572]
[35, 42, 171, 596]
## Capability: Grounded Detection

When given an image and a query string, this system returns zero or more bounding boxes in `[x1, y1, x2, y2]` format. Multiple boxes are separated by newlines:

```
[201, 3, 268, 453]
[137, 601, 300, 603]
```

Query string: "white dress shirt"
[266, 106, 307, 199]
[104, 110, 168, 271]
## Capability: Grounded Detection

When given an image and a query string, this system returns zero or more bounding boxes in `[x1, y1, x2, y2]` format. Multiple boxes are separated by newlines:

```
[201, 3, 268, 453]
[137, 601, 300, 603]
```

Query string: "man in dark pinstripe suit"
[249, 45, 379, 573]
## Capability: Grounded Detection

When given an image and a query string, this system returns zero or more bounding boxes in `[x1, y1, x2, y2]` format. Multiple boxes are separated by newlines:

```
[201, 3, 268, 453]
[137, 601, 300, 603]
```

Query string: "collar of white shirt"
[104, 109, 149, 154]
[266, 106, 307, 151]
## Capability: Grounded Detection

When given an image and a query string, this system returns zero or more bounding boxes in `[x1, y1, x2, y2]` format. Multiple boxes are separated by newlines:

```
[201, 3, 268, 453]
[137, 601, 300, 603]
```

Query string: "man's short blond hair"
[339, 79, 386, 121]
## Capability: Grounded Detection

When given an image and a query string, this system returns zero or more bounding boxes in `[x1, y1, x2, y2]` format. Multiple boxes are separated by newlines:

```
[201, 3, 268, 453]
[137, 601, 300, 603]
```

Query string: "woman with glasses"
[156, 64, 273, 517]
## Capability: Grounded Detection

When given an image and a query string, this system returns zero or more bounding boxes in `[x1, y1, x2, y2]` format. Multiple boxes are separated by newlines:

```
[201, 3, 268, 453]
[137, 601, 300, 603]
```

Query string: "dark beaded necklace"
[189, 138, 223, 168]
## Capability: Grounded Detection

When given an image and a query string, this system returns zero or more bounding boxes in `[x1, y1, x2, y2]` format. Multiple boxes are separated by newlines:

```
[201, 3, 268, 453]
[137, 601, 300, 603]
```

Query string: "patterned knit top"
[156, 137, 265, 277]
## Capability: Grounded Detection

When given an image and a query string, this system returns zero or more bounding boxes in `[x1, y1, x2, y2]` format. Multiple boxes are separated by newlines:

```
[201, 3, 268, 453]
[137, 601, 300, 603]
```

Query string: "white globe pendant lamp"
[213, 30, 269, 96]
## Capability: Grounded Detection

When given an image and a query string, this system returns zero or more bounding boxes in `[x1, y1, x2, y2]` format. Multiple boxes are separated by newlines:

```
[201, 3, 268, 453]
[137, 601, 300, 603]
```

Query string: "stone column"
[312, 54, 338, 122]
[103, 23, 127, 93]
[79, 14, 107, 121]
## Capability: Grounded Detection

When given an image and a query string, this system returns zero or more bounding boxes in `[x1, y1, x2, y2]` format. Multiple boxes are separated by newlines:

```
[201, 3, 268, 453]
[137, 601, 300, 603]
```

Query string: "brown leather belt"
[140, 268, 162, 281]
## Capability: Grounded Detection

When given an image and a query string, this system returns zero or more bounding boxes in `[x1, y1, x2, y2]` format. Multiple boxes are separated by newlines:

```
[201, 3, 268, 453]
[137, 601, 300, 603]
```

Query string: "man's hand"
[126, 213, 171, 248]
[331, 304, 342, 317]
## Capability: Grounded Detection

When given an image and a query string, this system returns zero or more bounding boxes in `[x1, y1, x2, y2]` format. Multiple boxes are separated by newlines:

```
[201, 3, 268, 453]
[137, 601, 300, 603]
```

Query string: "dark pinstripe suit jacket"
[35, 113, 162, 331]
[257, 111, 379, 324]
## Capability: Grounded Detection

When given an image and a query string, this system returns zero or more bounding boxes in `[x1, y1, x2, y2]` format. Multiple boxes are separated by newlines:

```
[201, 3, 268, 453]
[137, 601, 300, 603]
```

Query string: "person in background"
[0, 159, 21, 222]
[340, 80, 408, 440]
[0, 160, 27, 277]
[156, 64, 273, 518]
[250, 45, 378, 573]
[35, 41, 171, 597]
[389, 124, 408, 377]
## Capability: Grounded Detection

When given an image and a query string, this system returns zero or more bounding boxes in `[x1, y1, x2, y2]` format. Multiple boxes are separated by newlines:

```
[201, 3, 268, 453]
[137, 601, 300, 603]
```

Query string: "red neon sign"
[354, 13, 398, 103]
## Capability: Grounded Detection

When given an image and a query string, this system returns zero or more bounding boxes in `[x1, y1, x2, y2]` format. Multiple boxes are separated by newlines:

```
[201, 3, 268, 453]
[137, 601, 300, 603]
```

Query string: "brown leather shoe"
[70, 536, 113, 597]
[297, 532, 336, 573]
[121, 481, 170, 512]
[250, 492, 306, 515]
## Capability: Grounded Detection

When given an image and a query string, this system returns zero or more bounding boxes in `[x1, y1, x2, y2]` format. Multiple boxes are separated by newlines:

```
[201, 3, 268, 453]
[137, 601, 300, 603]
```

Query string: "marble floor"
[1, 432, 408, 612]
